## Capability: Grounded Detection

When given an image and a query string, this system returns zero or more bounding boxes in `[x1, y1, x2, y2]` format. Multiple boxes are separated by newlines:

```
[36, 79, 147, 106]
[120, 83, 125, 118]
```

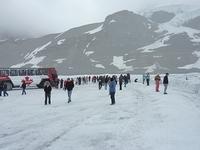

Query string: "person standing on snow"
[154, 74, 161, 92]
[119, 74, 123, 90]
[163, 73, 169, 94]
[21, 81, 26, 95]
[142, 73, 146, 84]
[146, 73, 150, 86]
[64, 78, 74, 103]
[0, 82, 3, 96]
[109, 77, 116, 105]
[44, 81, 52, 105]
[60, 79, 64, 89]
[2, 82, 8, 97]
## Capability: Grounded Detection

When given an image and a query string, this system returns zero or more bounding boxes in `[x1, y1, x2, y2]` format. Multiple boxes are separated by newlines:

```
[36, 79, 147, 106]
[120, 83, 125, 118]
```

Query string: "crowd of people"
[143, 72, 169, 94]
[0, 73, 170, 105]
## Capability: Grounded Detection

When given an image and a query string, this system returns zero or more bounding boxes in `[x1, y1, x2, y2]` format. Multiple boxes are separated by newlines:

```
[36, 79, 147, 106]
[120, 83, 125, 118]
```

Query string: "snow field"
[0, 74, 200, 150]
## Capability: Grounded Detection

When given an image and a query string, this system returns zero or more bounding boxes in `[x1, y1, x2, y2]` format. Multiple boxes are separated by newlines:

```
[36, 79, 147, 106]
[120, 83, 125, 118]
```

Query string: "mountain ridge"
[0, 5, 200, 74]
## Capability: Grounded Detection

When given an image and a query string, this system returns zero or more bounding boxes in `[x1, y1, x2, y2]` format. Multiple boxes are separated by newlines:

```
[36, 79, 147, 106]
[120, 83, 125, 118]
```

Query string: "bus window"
[43, 69, 48, 75]
[10, 70, 19, 76]
[19, 69, 27, 76]
[39, 68, 48, 75]
[27, 69, 36, 76]
[0, 70, 9, 76]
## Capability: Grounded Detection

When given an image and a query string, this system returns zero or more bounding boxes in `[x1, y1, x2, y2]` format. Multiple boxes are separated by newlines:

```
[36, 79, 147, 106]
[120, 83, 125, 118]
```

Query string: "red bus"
[0, 68, 58, 90]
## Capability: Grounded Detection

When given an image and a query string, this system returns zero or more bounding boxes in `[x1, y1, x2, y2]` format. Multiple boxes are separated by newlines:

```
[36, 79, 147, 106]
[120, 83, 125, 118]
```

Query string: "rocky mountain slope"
[0, 5, 200, 74]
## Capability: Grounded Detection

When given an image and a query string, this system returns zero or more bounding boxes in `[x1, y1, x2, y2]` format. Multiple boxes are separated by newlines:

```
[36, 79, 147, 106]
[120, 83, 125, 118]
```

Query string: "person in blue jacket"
[109, 76, 116, 105]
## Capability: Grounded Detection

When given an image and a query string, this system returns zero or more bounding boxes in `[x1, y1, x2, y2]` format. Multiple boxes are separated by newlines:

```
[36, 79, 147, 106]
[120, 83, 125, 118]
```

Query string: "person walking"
[154, 74, 161, 92]
[44, 81, 52, 105]
[142, 73, 146, 84]
[21, 81, 26, 95]
[0, 82, 3, 96]
[64, 78, 74, 103]
[60, 79, 64, 89]
[119, 74, 123, 90]
[3, 82, 8, 97]
[163, 73, 169, 94]
[146, 73, 150, 86]
[109, 77, 116, 105]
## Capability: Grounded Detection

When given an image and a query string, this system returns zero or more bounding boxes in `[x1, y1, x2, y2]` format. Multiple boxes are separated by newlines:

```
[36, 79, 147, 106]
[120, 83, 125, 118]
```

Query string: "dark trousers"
[0, 90, 2, 96]
[22, 88, 26, 95]
[45, 93, 51, 105]
[146, 79, 150, 86]
[110, 92, 115, 104]
[119, 84, 122, 90]
[3, 90, 8, 96]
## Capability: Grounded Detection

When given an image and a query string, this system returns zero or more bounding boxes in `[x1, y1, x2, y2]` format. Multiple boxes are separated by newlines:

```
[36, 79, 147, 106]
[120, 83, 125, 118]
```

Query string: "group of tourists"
[1, 73, 169, 105]
[154, 73, 169, 94]
[143, 73, 169, 94]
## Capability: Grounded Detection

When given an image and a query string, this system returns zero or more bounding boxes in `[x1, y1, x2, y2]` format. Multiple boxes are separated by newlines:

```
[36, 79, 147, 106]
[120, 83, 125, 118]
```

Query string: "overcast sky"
[0, 0, 200, 37]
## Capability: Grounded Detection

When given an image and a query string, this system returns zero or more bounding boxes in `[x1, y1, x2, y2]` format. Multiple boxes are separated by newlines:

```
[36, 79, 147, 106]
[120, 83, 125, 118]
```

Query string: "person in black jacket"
[3, 82, 8, 97]
[44, 81, 52, 105]
[0, 82, 3, 96]
[21, 81, 26, 95]
[163, 73, 169, 94]
[64, 78, 74, 103]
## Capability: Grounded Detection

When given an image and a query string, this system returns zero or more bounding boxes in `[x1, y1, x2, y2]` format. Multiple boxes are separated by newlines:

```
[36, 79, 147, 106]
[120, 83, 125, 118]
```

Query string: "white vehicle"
[0, 68, 58, 90]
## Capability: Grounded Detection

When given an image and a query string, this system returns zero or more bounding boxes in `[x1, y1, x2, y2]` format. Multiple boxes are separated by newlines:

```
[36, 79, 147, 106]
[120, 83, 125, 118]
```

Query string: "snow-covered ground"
[0, 73, 200, 150]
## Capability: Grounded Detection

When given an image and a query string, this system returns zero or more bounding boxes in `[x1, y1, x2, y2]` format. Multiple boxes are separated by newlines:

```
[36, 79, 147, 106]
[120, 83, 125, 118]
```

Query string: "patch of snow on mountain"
[111, 56, 133, 72]
[11, 56, 46, 68]
[83, 37, 96, 54]
[11, 42, 51, 68]
[178, 51, 200, 69]
[144, 64, 157, 73]
[85, 51, 94, 56]
[109, 19, 117, 24]
[124, 59, 136, 63]
[85, 24, 103, 34]
[24, 42, 51, 60]
[157, 23, 200, 40]
[55, 32, 65, 39]
[57, 39, 66, 45]
[144, 62, 169, 73]
[90, 59, 99, 63]
[14, 39, 20, 42]
[138, 35, 170, 53]
[153, 56, 163, 58]
[95, 64, 105, 69]
[177, 57, 181, 60]
[92, 37, 96, 41]
[54, 58, 66, 64]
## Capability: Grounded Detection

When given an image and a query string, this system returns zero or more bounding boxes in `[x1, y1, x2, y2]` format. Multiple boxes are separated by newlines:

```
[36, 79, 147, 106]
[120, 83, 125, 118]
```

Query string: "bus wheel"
[6, 82, 13, 90]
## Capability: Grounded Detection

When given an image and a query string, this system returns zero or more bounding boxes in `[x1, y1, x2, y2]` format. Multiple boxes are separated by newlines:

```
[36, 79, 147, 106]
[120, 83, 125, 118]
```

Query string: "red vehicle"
[0, 68, 58, 90]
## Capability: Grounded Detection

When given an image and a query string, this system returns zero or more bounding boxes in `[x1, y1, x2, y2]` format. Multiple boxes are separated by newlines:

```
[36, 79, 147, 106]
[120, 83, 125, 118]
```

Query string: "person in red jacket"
[64, 78, 74, 103]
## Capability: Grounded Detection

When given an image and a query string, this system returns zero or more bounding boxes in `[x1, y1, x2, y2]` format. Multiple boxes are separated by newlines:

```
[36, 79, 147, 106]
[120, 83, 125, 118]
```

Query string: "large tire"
[6, 82, 13, 91]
